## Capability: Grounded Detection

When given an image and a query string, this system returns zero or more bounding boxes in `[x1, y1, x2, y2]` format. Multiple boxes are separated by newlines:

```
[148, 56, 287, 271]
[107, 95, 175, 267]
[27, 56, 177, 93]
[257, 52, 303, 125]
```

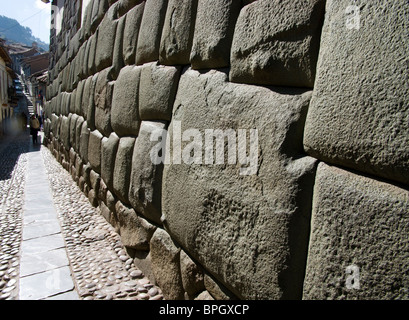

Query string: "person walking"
[29, 114, 40, 144]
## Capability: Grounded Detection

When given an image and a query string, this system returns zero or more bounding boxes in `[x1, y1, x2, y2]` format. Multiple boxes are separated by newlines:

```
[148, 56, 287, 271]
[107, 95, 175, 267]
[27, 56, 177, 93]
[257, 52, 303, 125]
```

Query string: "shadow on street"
[0, 127, 43, 181]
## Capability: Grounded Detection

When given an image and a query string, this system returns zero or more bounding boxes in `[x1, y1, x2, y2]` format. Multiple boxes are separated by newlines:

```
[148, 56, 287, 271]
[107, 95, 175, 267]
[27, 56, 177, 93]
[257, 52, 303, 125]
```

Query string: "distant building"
[29, 69, 48, 116]
[0, 39, 18, 135]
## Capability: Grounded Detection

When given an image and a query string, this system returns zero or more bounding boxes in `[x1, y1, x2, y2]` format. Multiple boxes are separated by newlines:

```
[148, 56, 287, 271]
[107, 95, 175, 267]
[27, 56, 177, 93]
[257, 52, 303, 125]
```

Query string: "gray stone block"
[180, 250, 205, 299]
[150, 228, 185, 300]
[88, 129, 103, 173]
[86, 73, 99, 131]
[69, 113, 79, 151]
[128, 121, 167, 225]
[303, 162, 409, 300]
[87, 33, 98, 75]
[75, 116, 84, 154]
[110, 14, 126, 79]
[159, 0, 198, 65]
[113, 137, 136, 204]
[95, 6, 118, 72]
[60, 115, 71, 151]
[190, 0, 241, 69]
[81, 76, 93, 120]
[303, 0, 409, 186]
[101, 132, 120, 190]
[94, 68, 114, 136]
[139, 62, 181, 121]
[122, 2, 145, 65]
[135, 0, 168, 65]
[162, 68, 317, 299]
[229, 0, 325, 87]
[117, 0, 144, 17]
[115, 201, 156, 250]
[111, 65, 142, 136]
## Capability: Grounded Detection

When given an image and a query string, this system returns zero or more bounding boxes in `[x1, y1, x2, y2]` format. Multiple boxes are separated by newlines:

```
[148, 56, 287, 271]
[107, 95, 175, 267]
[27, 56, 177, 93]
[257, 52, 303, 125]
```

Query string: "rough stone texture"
[139, 62, 181, 121]
[110, 14, 126, 79]
[159, 0, 198, 65]
[180, 250, 204, 299]
[69, 113, 79, 151]
[60, 115, 71, 151]
[204, 273, 236, 300]
[95, 4, 118, 72]
[115, 201, 156, 250]
[303, 0, 409, 186]
[190, 0, 241, 69]
[162, 69, 317, 299]
[111, 65, 142, 137]
[101, 132, 120, 190]
[150, 228, 185, 300]
[113, 137, 136, 204]
[195, 290, 214, 300]
[230, 0, 325, 87]
[303, 162, 409, 300]
[79, 121, 90, 164]
[88, 129, 103, 173]
[75, 117, 85, 154]
[86, 73, 99, 131]
[128, 121, 166, 225]
[122, 2, 145, 65]
[135, 0, 168, 65]
[94, 69, 114, 136]
[117, 0, 143, 17]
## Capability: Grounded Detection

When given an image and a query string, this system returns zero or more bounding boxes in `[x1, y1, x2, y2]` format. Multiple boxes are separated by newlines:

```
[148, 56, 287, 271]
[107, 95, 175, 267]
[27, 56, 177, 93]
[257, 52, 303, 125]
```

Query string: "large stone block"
[122, 2, 145, 65]
[101, 132, 120, 190]
[79, 121, 90, 163]
[128, 121, 167, 225]
[303, 162, 409, 299]
[110, 14, 126, 79]
[69, 113, 79, 151]
[303, 0, 409, 186]
[94, 69, 114, 136]
[115, 201, 156, 250]
[86, 73, 99, 131]
[75, 116, 85, 154]
[139, 62, 181, 121]
[111, 65, 142, 136]
[159, 0, 198, 65]
[190, 0, 241, 69]
[162, 68, 317, 299]
[95, 5, 118, 72]
[150, 228, 185, 300]
[117, 0, 143, 17]
[229, 0, 325, 87]
[81, 76, 93, 120]
[113, 137, 136, 204]
[60, 115, 71, 151]
[180, 250, 205, 299]
[88, 129, 103, 173]
[135, 0, 168, 65]
[86, 33, 98, 76]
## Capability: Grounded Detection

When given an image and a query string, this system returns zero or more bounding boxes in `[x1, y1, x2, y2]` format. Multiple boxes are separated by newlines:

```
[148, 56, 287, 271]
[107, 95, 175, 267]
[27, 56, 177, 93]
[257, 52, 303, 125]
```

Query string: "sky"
[0, 0, 52, 44]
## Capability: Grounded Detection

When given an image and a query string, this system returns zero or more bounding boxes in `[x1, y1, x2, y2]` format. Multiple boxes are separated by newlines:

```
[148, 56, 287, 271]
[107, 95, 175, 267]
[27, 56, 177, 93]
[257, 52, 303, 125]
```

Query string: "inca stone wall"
[44, 0, 409, 300]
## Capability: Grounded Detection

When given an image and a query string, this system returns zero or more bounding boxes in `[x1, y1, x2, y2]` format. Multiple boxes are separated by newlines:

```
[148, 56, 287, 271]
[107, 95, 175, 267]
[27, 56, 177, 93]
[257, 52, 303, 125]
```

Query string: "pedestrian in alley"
[29, 114, 40, 144]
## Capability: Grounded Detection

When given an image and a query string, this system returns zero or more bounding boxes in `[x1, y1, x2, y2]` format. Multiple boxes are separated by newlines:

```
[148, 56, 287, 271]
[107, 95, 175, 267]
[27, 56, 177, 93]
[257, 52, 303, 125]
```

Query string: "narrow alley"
[0, 129, 163, 300]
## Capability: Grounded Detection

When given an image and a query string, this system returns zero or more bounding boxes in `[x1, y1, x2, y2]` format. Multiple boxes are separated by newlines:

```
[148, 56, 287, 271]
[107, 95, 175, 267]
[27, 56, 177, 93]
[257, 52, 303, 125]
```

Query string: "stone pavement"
[0, 129, 163, 300]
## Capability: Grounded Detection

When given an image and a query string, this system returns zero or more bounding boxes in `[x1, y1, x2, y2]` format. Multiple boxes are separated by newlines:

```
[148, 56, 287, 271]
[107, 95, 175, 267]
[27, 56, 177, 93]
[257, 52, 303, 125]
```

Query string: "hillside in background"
[0, 15, 49, 51]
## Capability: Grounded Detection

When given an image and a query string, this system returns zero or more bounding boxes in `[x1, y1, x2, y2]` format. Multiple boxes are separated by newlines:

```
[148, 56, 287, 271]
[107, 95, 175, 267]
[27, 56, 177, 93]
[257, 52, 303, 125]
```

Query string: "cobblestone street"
[0, 130, 163, 300]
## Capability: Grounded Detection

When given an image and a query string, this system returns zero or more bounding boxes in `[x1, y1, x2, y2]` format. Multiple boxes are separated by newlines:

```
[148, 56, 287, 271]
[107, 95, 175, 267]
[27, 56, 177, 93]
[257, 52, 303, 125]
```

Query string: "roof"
[0, 45, 12, 64]
[30, 69, 48, 83]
